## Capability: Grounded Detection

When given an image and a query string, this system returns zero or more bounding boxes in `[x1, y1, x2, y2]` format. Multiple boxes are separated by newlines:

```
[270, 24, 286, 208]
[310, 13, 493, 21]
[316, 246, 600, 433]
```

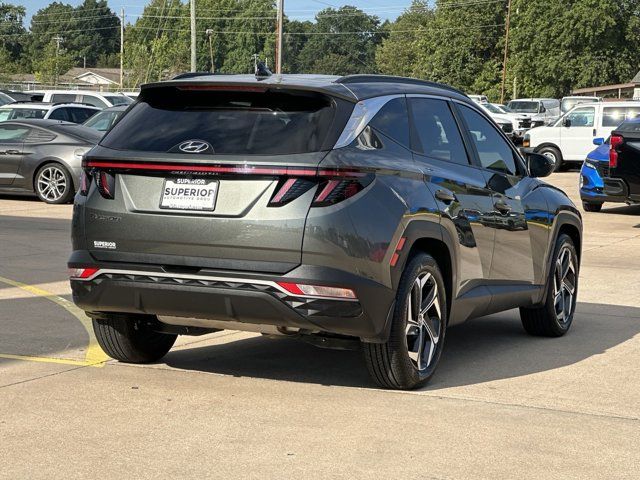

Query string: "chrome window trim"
[333, 94, 404, 149]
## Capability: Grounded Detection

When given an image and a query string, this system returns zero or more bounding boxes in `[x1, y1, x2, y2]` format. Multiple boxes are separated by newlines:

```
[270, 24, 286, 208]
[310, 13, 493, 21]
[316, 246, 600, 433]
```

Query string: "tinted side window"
[458, 105, 519, 175]
[368, 97, 410, 148]
[409, 98, 469, 165]
[70, 108, 97, 123]
[51, 93, 77, 103]
[0, 125, 30, 142]
[602, 107, 640, 127]
[81, 95, 107, 108]
[48, 108, 69, 121]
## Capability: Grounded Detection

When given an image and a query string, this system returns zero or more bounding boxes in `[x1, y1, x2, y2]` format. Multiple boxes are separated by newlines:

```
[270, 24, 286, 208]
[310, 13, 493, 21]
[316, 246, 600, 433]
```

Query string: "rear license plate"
[160, 178, 218, 211]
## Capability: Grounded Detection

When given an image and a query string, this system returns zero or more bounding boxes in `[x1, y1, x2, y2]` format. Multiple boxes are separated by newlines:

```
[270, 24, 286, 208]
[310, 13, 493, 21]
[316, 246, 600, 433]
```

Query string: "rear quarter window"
[101, 88, 341, 155]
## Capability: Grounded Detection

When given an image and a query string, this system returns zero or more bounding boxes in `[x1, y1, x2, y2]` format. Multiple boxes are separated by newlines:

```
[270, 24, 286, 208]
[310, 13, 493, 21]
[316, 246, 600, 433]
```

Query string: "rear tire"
[520, 234, 578, 337]
[92, 314, 177, 363]
[538, 146, 563, 172]
[582, 201, 602, 212]
[363, 253, 448, 390]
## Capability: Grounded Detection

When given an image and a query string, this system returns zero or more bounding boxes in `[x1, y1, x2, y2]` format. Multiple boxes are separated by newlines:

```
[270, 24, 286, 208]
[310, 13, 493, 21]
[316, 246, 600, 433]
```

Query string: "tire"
[538, 146, 563, 172]
[92, 314, 177, 363]
[582, 201, 602, 212]
[363, 253, 448, 390]
[520, 234, 578, 337]
[34, 163, 75, 204]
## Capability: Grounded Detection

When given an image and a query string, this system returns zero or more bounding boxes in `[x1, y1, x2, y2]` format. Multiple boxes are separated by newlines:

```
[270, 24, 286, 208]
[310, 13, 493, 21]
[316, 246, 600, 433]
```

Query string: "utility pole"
[500, 0, 512, 104]
[53, 35, 63, 86]
[206, 29, 214, 73]
[120, 8, 125, 88]
[252, 53, 259, 73]
[275, 0, 284, 73]
[190, 0, 196, 71]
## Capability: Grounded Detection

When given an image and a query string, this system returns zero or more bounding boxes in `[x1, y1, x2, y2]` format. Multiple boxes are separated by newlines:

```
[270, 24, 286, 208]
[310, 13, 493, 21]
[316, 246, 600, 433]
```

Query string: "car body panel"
[579, 141, 610, 204]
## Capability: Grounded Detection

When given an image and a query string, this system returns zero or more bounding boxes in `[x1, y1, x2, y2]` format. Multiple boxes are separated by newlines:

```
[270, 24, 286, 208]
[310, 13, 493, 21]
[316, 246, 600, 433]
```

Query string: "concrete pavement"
[0, 172, 638, 479]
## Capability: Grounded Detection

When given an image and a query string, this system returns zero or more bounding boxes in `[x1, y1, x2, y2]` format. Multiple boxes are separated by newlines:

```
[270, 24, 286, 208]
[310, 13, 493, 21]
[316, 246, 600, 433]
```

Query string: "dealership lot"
[0, 172, 638, 479]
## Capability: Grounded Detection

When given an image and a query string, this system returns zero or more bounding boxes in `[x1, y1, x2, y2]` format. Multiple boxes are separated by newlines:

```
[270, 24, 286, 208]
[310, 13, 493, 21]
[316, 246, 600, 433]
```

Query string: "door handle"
[494, 200, 512, 214]
[434, 190, 456, 204]
[4, 149, 21, 155]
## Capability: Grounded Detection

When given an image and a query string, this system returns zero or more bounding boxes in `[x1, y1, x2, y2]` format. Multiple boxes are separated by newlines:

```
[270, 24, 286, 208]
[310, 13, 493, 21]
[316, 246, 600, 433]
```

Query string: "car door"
[456, 103, 542, 287]
[47, 107, 70, 122]
[0, 124, 30, 186]
[408, 96, 496, 293]
[560, 106, 596, 160]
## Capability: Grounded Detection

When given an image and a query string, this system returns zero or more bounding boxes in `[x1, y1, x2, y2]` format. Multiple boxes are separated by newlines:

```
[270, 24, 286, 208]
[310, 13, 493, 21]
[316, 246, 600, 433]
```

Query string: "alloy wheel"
[37, 165, 68, 202]
[553, 245, 576, 323]
[405, 272, 442, 372]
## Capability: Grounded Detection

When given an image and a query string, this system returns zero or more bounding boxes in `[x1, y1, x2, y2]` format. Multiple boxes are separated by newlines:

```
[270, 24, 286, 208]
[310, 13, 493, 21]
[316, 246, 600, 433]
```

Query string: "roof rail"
[335, 75, 467, 96]
[172, 72, 216, 80]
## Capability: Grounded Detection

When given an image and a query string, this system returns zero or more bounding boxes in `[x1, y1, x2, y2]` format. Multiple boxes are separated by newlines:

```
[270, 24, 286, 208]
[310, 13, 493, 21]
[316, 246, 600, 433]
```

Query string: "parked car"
[506, 98, 561, 132]
[69, 74, 582, 390]
[603, 117, 640, 207]
[0, 119, 101, 203]
[29, 90, 133, 108]
[0, 102, 101, 124]
[579, 137, 610, 212]
[468, 94, 488, 103]
[524, 101, 640, 170]
[82, 105, 127, 132]
[0, 89, 37, 103]
[476, 102, 518, 141]
[561, 95, 600, 114]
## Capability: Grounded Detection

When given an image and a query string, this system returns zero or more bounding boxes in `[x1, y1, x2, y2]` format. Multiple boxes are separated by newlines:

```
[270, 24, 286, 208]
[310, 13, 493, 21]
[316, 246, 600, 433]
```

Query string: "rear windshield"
[0, 108, 47, 121]
[506, 101, 539, 113]
[101, 88, 338, 155]
[561, 97, 597, 113]
[103, 95, 132, 106]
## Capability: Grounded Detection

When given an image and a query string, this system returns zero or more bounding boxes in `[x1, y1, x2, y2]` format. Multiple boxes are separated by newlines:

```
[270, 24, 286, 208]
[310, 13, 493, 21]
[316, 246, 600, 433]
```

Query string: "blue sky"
[21, 0, 409, 25]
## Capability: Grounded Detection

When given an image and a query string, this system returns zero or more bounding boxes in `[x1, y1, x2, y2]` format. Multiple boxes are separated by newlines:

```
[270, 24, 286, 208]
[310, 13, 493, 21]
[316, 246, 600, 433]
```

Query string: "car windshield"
[506, 101, 539, 113]
[494, 104, 512, 113]
[561, 98, 597, 113]
[103, 95, 133, 106]
[0, 108, 48, 121]
[482, 103, 503, 114]
[101, 88, 339, 155]
[83, 110, 121, 131]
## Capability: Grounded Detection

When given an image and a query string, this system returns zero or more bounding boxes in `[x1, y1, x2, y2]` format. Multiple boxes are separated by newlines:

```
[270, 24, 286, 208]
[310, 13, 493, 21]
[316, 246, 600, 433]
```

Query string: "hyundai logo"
[177, 140, 212, 154]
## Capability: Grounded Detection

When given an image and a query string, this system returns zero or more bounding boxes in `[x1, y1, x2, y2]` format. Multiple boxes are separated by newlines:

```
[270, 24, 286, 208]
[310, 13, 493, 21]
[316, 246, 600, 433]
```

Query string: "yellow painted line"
[0, 275, 109, 367]
[0, 353, 105, 367]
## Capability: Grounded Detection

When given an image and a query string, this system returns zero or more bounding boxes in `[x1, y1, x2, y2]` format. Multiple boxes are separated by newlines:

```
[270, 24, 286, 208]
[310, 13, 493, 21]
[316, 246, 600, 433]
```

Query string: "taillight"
[311, 169, 373, 207]
[609, 134, 623, 168]
[95, 171, 116, 199]
[277, 281, 357, 299]
[268, 178, 315, 206]
[79, 170, 91, 196]
[69, 267, 99, 279]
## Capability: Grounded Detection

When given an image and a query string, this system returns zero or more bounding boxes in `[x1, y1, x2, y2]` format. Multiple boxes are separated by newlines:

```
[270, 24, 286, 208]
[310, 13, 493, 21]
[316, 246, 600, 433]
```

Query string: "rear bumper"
[69, 253, 396, 342]
[603, 177, 630, 203]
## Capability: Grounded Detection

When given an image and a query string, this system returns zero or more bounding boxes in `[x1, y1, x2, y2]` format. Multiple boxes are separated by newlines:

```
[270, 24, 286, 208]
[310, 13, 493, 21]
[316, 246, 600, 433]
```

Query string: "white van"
[524, 101, 640, 169]
[31, 90, 133, 108]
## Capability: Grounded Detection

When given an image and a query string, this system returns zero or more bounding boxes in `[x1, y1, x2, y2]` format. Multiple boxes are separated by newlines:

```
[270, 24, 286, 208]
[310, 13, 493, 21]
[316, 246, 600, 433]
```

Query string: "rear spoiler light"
[82, 160, 373, 207]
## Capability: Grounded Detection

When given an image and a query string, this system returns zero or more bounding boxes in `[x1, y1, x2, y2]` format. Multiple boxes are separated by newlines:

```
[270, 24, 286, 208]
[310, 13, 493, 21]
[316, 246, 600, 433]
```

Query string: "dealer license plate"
[160, 178, 219, 211]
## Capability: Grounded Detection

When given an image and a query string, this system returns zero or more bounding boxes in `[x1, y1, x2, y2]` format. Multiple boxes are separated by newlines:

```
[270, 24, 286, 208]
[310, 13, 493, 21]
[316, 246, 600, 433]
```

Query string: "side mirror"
[527, 153, 554, 178]
[562, 117, 572, 127]
[593, 137, 605, 146]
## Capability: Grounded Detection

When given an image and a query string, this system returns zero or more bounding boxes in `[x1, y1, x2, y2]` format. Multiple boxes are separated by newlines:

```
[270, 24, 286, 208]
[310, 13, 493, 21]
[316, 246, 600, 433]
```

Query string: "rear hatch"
[81, 82, 353, 273]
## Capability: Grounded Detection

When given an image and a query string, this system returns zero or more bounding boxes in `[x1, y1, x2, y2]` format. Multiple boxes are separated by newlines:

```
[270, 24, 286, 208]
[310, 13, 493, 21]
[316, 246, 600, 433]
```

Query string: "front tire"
[538, 146, 563, 172]
[582, 201, 603, 212]
[520, 234, 578, 337]
[363, 253, 447, 390]
[92, 314, 177, 363]
[35, 163, 74, 204]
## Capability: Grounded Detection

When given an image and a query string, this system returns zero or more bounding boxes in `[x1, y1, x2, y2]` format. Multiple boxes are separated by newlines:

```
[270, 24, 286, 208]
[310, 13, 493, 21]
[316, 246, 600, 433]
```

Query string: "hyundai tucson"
[69, 74, 582, 389]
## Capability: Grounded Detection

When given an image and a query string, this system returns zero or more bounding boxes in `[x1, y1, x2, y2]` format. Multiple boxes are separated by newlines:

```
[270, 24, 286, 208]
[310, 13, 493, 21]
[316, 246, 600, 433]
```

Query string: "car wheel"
[520, 234, 578, 337]
[92, 314, 177, 363]
[538, 146, 563, 172]
[363, 253, 447, 389]
[35, 163, 74, 204]
[582, 201, 603, 212]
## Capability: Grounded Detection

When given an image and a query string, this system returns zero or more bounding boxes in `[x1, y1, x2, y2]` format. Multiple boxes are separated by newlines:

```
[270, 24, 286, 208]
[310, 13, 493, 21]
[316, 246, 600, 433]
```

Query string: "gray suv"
[69, 75, 582, 389]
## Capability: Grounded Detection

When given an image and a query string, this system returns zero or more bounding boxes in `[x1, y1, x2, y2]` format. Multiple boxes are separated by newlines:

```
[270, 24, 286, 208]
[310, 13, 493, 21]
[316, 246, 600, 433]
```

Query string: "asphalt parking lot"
[1, 171, 639, 479]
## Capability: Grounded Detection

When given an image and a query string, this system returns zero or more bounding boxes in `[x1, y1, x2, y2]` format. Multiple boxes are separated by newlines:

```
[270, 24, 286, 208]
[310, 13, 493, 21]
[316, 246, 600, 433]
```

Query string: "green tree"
[297, 6, 383, 75]
[0, 2, 27, 69]
[376, 1, 432, 77]
[33, 39, 75, 85]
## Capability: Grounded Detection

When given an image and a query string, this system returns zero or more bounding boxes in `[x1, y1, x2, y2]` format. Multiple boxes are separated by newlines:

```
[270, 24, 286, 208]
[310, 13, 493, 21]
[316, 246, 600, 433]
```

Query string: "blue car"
[580, 137, 610, 212]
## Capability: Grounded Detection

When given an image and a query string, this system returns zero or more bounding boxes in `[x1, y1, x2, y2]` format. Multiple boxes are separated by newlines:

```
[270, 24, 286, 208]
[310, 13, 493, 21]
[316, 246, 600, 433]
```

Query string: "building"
[572, 69, 640, 100]
[2, 67, 127, 91]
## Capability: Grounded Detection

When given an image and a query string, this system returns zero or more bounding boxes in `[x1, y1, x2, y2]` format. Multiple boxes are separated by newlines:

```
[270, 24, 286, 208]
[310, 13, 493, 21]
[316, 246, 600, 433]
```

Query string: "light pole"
[206, 28, 214, 73]
[275, 0, 284, 73]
